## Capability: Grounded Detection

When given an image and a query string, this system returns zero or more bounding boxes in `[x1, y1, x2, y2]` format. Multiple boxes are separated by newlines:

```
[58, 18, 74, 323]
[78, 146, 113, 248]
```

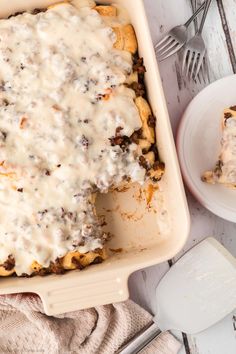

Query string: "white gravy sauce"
[0, 3, 146, 274]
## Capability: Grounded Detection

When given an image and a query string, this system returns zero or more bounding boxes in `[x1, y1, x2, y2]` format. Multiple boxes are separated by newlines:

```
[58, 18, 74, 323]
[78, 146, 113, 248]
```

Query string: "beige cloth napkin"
[0, 294, 181, 354]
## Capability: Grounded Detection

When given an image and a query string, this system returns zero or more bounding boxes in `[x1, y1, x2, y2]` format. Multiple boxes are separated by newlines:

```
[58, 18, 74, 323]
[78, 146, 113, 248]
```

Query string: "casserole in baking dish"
[0, 0, 189, 315]
[0, 1, 164, 276]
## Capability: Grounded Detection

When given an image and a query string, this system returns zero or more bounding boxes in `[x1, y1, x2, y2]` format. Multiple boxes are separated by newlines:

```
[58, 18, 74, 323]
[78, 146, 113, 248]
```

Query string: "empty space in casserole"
[0, 1, 165, 276]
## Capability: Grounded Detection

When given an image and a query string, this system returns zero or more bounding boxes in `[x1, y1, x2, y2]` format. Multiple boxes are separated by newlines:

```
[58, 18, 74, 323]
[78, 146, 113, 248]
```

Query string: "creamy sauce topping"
[0, 3, 146, 274]
[220, 117, 236, 183]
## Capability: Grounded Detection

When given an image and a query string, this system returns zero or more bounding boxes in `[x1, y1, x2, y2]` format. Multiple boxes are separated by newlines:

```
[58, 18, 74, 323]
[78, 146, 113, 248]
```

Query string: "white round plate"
[177, 75, 236, 223]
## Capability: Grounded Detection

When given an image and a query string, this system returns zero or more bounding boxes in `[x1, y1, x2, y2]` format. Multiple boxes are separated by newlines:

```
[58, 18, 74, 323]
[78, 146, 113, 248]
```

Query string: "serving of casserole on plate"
[202, 105, 236, 189]
[177, 75, 236, 224]
[0, 0, 189, 314]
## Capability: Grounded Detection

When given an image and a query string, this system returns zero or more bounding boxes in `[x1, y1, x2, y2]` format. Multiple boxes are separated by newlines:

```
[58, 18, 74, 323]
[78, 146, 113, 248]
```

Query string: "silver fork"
[155, 1, 205, 61]
[182, 0, 212, 79]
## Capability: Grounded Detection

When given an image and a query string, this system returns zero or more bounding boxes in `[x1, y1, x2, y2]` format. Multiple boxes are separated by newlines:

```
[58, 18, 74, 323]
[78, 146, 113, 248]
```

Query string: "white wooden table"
[129, 1, 236, 353]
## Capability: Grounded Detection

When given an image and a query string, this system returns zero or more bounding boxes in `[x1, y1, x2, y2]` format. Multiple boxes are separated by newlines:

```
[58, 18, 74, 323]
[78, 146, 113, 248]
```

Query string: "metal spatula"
[118, 237, 236, 354]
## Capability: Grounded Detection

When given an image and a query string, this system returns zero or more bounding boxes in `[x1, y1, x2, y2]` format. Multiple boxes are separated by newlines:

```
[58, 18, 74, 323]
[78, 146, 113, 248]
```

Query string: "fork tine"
[201, 59, 207, 84]
[201, 66, 206, 84]
[194, 72, 200, 85]
[194, 52, 204, 79]
[181, 48, 189, 75]
[190, 51, 197, 79]
[196, 72, 201, 85]
[158, 43, 183, 61]
[186, 50, 194, 77]
[199, 63, 209, 85]
[197, 66, 203, 85]
[155, 35, 171, 49]
[156, 37, 174, 54]
[157, 39, 178, 57]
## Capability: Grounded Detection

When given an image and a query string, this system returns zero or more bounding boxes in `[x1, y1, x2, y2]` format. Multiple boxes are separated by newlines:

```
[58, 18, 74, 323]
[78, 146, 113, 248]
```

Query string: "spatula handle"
[116, 321, 161, 354]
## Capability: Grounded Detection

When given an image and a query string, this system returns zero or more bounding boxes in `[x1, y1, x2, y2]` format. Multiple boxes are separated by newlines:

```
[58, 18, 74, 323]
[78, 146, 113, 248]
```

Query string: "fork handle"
[198, 0, 213, 34]
[185, 1, 206, 27]
[192, 0, 198, 32]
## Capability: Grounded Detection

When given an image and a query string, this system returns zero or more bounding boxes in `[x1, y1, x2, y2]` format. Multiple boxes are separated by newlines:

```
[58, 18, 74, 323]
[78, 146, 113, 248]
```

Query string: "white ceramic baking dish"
[0, 0, 190, 315]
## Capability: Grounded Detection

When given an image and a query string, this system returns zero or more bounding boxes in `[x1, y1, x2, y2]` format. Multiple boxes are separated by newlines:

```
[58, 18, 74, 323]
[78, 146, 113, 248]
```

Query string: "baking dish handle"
[36, 271, 130, 315]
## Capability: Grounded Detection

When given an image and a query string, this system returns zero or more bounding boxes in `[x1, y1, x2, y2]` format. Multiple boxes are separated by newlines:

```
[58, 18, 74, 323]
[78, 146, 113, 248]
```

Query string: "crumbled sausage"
[45, 169, 51, 176]
[2, 99, 9, 106]
[71, 257, 84, 270]
[133, 57, 146, 74]
[2, 255, 15, 271]
[32, 8, 46, 15]
[8, 12, 24, 19]
[153, 161, 165, 171]
[147, 115, 156, 128]
[115, 126, 123, 136]
[130, 129, 142, 144]
[49, 259, 65, 275]
[139, 155, 149, 170]
[0, 131, 7, 142]
[37, 209, 48, 219]
[80, 135, 89, 149]
[214, 160, 223, 177]
[91, 256, 103, 264]
[127, 82, 145, 97]
[0, 81, 6, 91]
[109, 135, 131, 150]
[224, 112, 232, 119]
